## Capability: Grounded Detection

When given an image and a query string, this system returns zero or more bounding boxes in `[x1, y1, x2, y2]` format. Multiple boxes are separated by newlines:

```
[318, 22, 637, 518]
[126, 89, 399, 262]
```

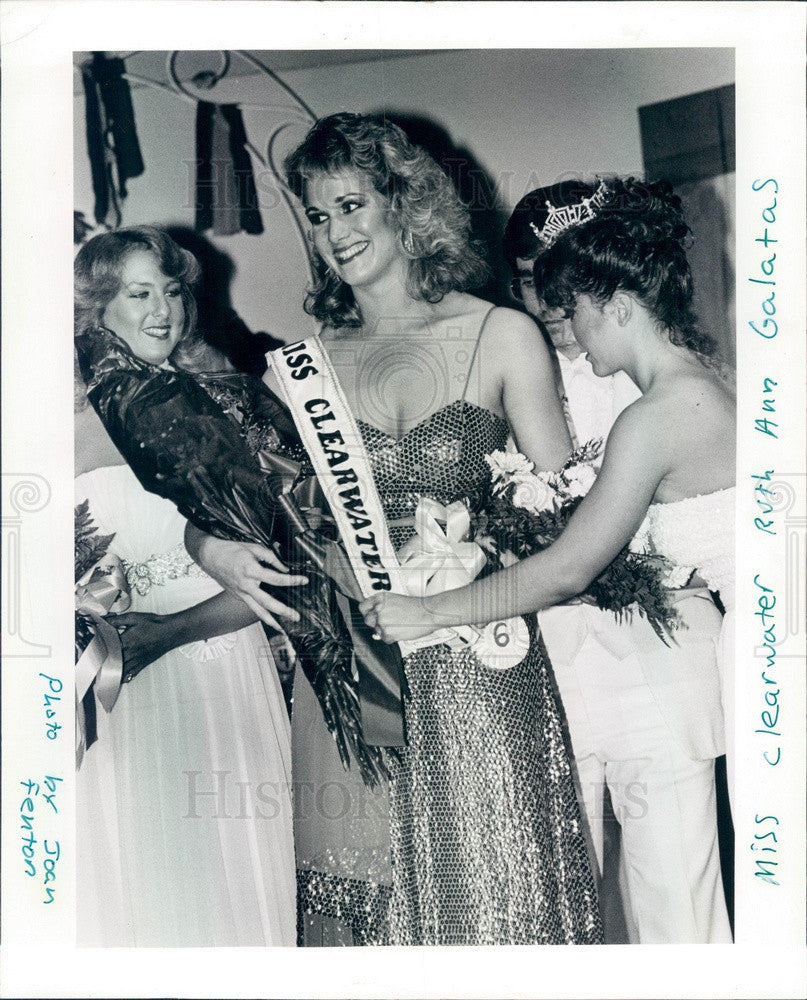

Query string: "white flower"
[486, 449, 535, 481]
[563, 463, 597, 499]
[512, 476, 556, 512]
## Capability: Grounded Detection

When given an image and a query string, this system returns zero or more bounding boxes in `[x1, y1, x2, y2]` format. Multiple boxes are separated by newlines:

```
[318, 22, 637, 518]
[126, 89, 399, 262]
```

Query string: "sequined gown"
[360, 399, 602, 945]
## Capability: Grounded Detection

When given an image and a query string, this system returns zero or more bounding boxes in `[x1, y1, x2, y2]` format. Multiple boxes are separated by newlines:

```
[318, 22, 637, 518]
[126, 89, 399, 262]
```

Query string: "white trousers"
[539, 600, 732, 944]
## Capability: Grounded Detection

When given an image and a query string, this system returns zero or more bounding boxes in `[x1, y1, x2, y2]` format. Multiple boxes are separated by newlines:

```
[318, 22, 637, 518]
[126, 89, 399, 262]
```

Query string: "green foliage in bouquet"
[475, 444, 681, 644]
[75, 498, 115, 582]
[74, 499, 115, 662]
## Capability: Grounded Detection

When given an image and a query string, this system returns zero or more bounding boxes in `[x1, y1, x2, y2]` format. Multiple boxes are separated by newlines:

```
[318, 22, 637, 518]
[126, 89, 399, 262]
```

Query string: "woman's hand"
[107, 612, 179, 683]
[360, 593, 438, 644]
[185, 525, 308, 631]
[109, 586, 282, 683]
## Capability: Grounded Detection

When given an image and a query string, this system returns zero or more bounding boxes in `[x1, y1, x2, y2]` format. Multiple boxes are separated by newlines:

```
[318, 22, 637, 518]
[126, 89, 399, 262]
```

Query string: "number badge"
[473, 617, 530, 670]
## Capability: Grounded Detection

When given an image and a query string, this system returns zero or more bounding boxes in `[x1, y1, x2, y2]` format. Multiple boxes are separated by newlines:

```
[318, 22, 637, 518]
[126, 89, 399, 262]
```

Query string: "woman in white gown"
[501, 179, 732, 943]
[74, 242, 301, 946]
[363, 177, 736, 941]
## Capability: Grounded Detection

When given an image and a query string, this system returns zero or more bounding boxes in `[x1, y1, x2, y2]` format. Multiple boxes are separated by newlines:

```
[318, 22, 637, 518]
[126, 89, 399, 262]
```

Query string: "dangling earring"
[401, 230, 416, 256]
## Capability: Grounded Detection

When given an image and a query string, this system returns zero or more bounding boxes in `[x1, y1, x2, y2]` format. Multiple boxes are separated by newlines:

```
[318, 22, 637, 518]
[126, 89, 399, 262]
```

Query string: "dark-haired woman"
[267, 112, 601, 945]
[364, 177, 735, 943]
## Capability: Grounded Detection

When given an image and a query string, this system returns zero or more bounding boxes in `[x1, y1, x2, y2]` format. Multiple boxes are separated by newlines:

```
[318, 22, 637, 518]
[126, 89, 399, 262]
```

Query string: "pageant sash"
[270, 338, 476, 639]
[270, 338, 528, 666]
[270, 337, 410, 597]
[270, 337, 413, 745]
[270, 338, 486, 737]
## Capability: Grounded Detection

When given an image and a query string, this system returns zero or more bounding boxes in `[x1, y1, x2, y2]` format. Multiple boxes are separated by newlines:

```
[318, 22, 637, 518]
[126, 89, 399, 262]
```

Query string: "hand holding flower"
[478, 441, 681, 643]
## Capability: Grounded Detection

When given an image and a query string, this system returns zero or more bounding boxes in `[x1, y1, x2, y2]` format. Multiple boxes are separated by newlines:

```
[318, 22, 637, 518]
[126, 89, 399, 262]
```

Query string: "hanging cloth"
[195, 102, 264, 236]
[82, 53, 144, 227]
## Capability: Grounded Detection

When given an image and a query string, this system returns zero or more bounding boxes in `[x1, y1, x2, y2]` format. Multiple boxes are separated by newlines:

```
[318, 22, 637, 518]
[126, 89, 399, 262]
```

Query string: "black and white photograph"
[2, 3, 805, 999]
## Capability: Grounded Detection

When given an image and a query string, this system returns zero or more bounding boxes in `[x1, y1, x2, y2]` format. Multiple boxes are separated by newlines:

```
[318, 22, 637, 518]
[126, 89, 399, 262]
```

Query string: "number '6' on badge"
[473, 617, 530, 670]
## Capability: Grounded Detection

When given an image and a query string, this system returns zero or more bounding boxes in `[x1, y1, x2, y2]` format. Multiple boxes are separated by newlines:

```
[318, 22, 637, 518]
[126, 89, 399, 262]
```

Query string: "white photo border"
[2, 2, 804, 998]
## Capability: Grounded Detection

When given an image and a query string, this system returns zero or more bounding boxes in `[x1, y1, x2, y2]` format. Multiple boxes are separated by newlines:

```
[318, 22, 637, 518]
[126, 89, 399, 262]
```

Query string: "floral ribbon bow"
[394, 498, 488, 655]
[397, 497, 531, 670]
[75, 555, 131, 768]
[397, 498, 487, 597]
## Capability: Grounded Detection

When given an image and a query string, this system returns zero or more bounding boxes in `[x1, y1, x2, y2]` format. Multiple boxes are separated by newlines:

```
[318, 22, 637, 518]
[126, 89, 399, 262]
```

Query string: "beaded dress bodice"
[357, 399, 508, 546]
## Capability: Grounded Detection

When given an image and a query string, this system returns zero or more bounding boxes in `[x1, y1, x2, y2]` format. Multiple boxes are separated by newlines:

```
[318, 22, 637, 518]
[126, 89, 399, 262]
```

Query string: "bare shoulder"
[656, 367, 735, 431]
[75, 406, 126, 477]
[434, 296, 544, 369]
[689, 368, 735, 416]
[472, 305, 547, 375]
[602, 395, 672, 484]
[608, 393, 659, 445]
[480, 304, 541, 345]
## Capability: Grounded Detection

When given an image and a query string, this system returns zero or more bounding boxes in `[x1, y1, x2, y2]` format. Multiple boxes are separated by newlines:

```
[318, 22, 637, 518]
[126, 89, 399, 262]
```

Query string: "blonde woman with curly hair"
[196, 113, 602, 946]
[73, 227, 302, 946]
[291, 111, 602, 946]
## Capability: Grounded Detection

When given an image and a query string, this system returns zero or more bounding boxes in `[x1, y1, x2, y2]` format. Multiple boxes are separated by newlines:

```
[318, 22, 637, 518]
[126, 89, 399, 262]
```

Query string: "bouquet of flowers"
[75, 499, 133, 765]
[76, 328, 396, 787]
[164, 411, 387, 786]
[75, 499, 117, 661]
[476, 443, 680, 643]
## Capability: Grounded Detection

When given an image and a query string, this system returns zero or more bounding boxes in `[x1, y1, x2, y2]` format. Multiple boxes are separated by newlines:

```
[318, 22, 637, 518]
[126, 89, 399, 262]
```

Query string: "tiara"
[529, 179, 610, 249]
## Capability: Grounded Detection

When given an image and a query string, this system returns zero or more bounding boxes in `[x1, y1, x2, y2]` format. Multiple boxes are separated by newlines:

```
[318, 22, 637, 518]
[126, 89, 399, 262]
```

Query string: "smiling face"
[302, 169, 406, 292]
[101, 249, 185, 365]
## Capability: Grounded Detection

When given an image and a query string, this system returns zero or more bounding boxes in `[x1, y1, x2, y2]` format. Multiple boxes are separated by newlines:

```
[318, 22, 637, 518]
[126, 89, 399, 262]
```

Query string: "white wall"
[74, 48, 734, 344]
